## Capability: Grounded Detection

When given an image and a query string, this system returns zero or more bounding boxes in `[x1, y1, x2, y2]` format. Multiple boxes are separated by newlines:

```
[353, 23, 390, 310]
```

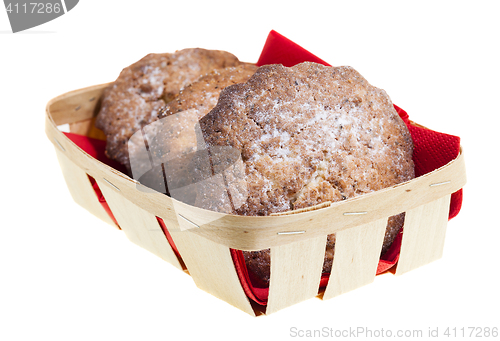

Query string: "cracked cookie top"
[95, 48, 242, 169]
[200, 62, 415, 216]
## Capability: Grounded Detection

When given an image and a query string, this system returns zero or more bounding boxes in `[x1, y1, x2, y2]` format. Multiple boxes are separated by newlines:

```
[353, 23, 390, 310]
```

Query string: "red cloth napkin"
[61, 30, 462, 307]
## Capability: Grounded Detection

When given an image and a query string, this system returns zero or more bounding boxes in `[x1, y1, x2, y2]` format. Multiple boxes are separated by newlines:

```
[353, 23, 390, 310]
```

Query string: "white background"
[1, 1, 499, 340]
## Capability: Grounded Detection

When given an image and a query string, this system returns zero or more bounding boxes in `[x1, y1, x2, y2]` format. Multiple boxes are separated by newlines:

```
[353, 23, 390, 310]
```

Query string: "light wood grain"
[49, 83, 108, 126]
[322, 218, 387, 299]
[166, 224, 256, 316]
[395, 194, 452, 275]
[54, 148, 116, 227]
[96, 179, 183, 270]
[266, 236, 327, 314]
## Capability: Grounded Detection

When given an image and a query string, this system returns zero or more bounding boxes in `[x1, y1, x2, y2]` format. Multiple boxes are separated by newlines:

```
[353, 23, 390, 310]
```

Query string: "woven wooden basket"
[45, 83, 466, 316]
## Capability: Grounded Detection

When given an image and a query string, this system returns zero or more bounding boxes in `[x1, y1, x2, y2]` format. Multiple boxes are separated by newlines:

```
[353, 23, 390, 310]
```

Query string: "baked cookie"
[95, 48, 243, 169]
[128, 64, 258, 195]
[199, 62, 415, 283]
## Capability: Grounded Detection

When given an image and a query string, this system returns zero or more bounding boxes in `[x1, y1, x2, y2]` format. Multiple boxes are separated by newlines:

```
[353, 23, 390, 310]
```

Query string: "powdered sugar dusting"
[201, 62, 415, 216]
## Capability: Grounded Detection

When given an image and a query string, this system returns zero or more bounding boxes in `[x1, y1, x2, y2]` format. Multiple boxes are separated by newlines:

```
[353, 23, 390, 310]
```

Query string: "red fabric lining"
[87, 175, 121, 228]
[62, 132, 128, 175]
[62, 132, 123, 228]
[156, 217, 181, 259]
[60, 30, 463, 307]
[230, 249, 269, 306]
[256, 30, 331, 67]
[394, 105, 462, 220]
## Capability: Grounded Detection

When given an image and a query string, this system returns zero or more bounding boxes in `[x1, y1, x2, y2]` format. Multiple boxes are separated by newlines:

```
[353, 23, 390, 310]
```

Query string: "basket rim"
[46, 84, 467, 250]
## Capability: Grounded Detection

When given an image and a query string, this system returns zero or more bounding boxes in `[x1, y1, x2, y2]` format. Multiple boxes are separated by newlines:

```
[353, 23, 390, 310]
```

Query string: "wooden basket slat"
[49, 84, 105, 126]
[164, 219, 256, 316]
[266, 235, 327, 314]
[395, 194, 452, 275]
[96, 179, 183, 270]
[322, 218, 388, 300]
[54, 148, 116, 227]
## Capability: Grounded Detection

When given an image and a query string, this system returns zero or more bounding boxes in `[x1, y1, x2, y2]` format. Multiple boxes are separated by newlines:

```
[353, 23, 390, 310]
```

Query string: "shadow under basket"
[46, 83, 467, 316]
